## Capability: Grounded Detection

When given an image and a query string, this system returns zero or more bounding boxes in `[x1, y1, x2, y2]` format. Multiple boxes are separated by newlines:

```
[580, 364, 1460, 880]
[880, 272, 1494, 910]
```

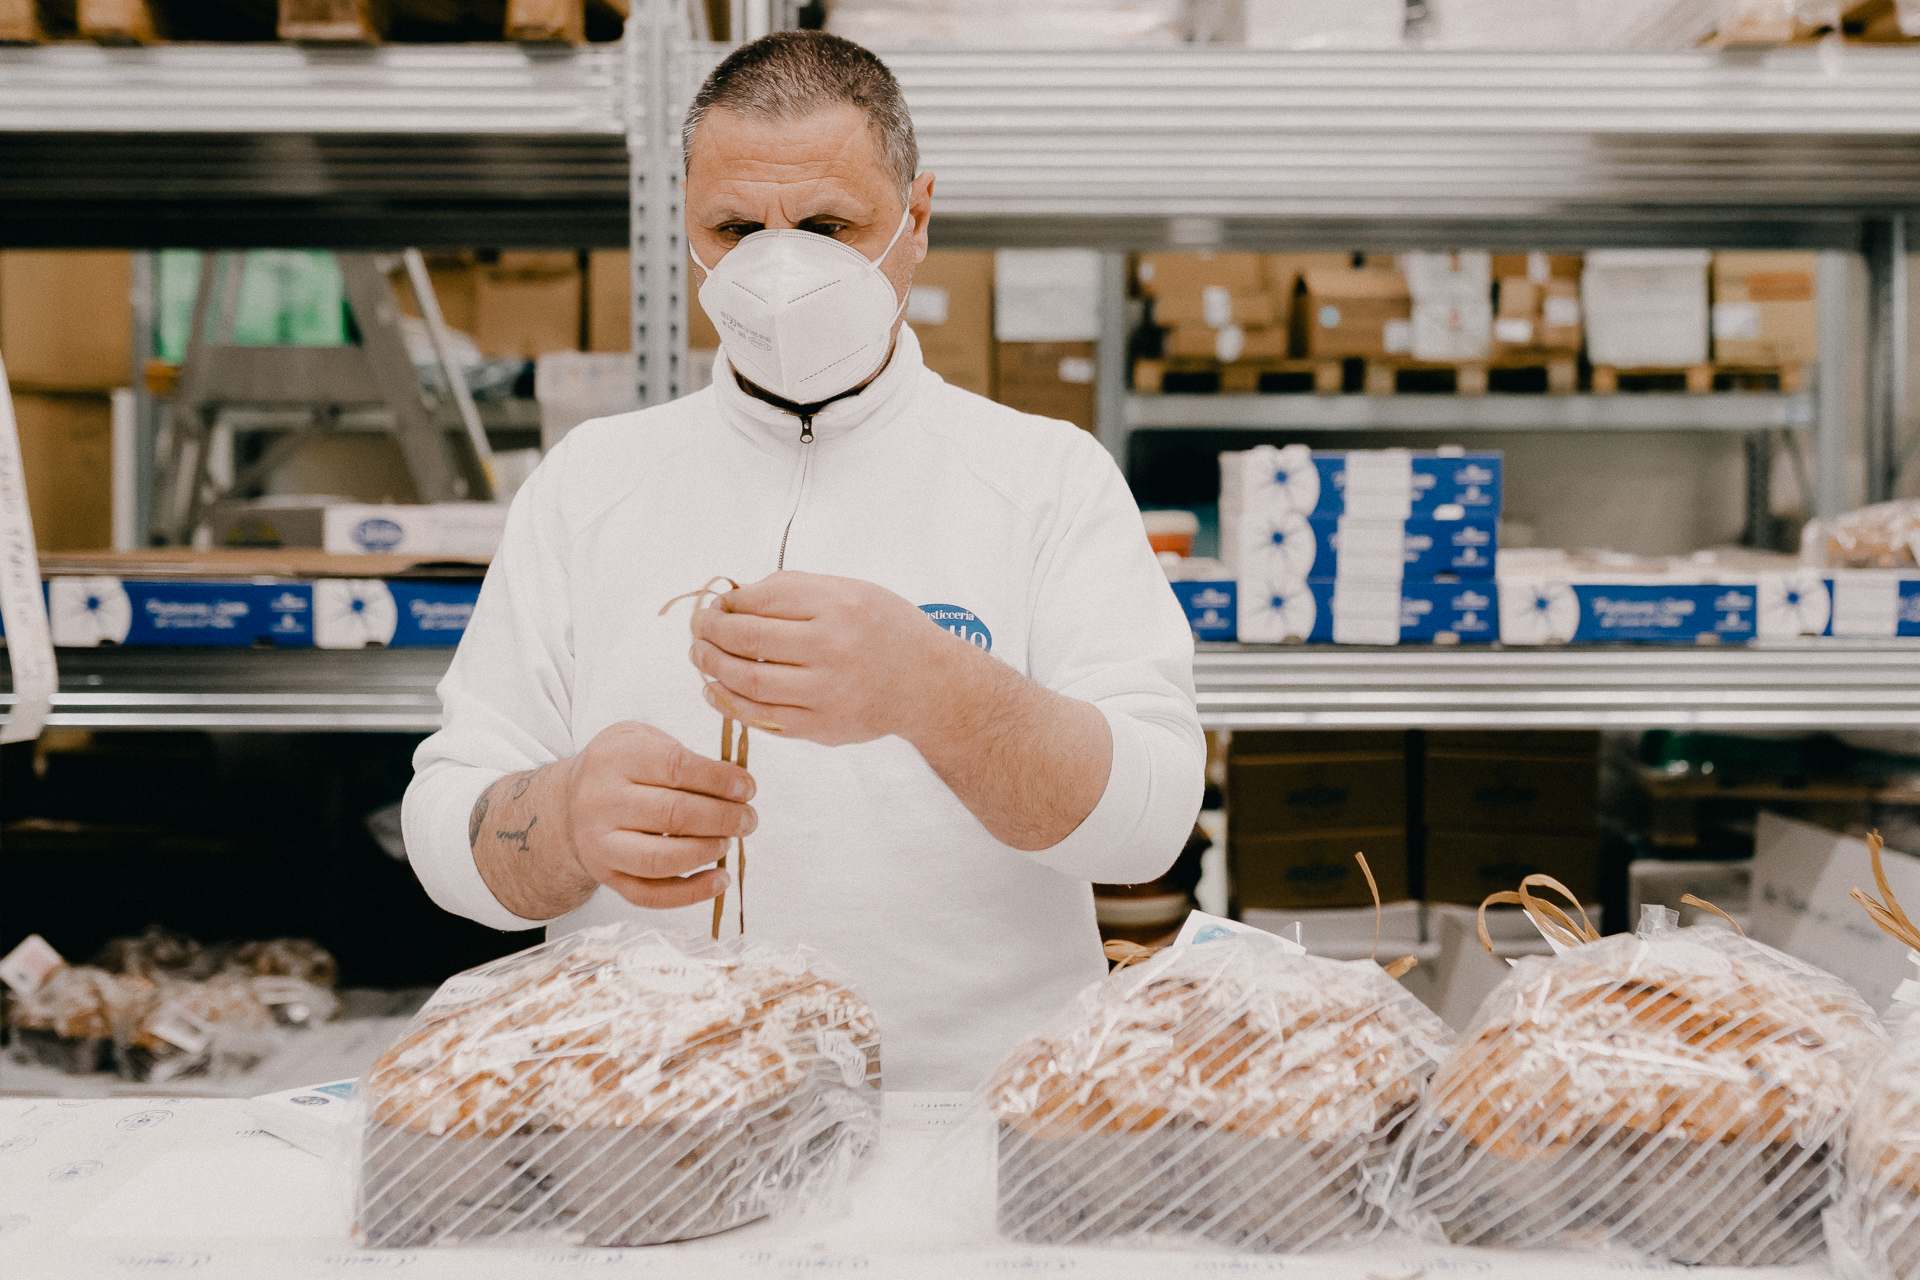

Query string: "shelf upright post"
[1094, 252, 1131, 470]
[1816, 250, 1852, 519]
[626, 0, 690, 409]
[1864, 215, 1908, 502]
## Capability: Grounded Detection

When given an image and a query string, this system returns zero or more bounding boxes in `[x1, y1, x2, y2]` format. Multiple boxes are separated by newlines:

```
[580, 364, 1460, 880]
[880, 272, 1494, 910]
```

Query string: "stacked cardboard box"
[1582, 249, 1711, 372]
[1490, 252, 1582, 390]
[1220, 444, 1502, 645]
[994, 249, 1100, 432]
[1422, 730, 1602, 907]
[1400, 252, 1493, 363]
[1227, 729, 1410, 912]
[1294, 266, 1412, 360]
[1141, 252, 1287, 370]
[0, 250, 130, 552]
[1711, 251, 1817, 370]
[907, 251, 996, 399]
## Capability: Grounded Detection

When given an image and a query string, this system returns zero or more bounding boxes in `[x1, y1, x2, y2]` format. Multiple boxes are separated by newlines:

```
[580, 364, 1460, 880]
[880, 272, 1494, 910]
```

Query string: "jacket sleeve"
[401, 440, 579, 932]
[1019, 432, 1206, 884]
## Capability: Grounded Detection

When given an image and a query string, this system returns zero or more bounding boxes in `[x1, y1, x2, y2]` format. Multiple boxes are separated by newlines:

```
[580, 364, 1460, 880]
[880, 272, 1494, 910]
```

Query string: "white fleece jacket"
[403, 324, 1205, 1089]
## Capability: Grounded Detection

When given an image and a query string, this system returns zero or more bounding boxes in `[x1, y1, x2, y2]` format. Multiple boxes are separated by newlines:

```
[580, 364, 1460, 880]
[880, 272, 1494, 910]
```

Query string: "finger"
[703, 682, 802, 734]
[692, 641, 809, 709]
[615, 783, 756, 839]
[615, 731, 754, 800]
[603, 865, 729, 910]
[694, 607, 812, 664]
[719, 572, 824, 622]
[595, 829, 732, 880]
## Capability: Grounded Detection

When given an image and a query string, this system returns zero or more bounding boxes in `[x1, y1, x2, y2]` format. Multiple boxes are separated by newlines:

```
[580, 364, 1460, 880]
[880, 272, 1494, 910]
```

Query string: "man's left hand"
[691, 571, 964, 747]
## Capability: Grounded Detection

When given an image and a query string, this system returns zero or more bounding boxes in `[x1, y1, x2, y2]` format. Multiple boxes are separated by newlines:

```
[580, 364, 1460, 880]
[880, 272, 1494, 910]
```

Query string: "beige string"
[1681, 893, 1746, 936]
[1851, 829, 1920, 950]
[1478, 873, 1601, 954]
[660, 577, 782, 940]
[1355, 851, 1419, 978]
[1104, 939, 1163, 969]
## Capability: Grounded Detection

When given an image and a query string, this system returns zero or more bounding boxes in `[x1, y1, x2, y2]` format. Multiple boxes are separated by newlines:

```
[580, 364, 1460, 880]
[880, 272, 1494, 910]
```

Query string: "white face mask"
[690, 209, 912, 406]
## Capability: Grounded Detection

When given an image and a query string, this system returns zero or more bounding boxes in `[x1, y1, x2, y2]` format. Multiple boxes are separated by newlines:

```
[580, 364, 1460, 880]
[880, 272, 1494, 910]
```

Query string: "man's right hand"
[468, 721, 756, 921]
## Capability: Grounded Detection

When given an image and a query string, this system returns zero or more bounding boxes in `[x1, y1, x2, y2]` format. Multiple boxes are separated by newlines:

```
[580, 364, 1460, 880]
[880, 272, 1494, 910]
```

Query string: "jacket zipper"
[776, 412, 815, 571]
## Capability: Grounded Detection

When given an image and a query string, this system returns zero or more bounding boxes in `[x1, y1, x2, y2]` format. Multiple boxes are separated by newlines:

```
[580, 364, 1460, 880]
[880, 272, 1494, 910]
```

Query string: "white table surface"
[0, 1091, 1831, 1280]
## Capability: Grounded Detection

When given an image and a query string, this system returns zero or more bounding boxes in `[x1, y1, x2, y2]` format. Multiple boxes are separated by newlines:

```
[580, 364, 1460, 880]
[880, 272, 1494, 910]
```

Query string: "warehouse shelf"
[1193, 640, 1920, 730]
[0, 649, 450, 733]
[10, 641, 1920, 733]
[1123, 391, 1814, 433]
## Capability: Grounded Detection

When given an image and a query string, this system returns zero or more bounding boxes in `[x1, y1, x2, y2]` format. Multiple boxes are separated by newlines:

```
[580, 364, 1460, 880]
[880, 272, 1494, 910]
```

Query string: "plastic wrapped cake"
[1400, 904, 1885, 1265]
[986, 923, 1452, 1251]
[355, 926, 882, 1248]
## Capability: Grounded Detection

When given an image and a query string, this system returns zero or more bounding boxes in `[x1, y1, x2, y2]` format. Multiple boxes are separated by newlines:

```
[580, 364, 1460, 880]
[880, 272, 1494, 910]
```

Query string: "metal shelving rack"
[4, 24, 1920, 734]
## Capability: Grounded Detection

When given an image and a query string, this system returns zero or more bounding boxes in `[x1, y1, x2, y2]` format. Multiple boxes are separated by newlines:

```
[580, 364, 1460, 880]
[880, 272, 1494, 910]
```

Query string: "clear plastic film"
[977, 927, 1453, 1252]
[353, 924, 882, 1248]
[1801, 498, 1920, 569]
[1399, 904, 1886, 1265]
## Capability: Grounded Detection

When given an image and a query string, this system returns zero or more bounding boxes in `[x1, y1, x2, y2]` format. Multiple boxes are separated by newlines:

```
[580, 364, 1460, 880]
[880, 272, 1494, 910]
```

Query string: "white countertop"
[0, 1092, 1829, 1280]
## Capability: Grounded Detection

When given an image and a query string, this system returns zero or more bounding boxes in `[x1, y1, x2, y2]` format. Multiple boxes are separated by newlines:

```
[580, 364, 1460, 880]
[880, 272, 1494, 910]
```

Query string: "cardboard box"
[907, 250, 995, 398]
[587, 251, 721, 354]
[473, 254, 582, 359]
[1135, 253, 1266, 298]
[1153, 291, 1282, 327]
[391, 252, 479, 335]
[1497, 571, 1758, 645]
[1295, 270, 1412, 359]
[995, 341, 1096, 433]
[11, 392, 113, 552]
[1229, 747, 1407, 834]
[1240, 578, 1499, 645]
[1424, 827, 1601, 906]
[1491, 253, 1582, 282]
[1712, 251, 1817, 365]
[208, 501, 508, 558]
[1492, 276, 1581, 353]
[1233, 828, 1408, 909]
[1164, 323, 1288, 362]
[1262, 254, 1358, 300]
[1424, 736, 1599, 831]
[0, 251, 132, 391]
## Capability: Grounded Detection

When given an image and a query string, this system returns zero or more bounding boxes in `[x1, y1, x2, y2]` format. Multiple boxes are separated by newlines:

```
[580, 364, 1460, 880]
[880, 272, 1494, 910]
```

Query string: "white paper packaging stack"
[1401, 252, 1492, 361]
[1222, 444, 1432, 645]
[1582, 249, 1712, 367]
[354, 926, 881, 1247]
[977, 914, 1453, 1251]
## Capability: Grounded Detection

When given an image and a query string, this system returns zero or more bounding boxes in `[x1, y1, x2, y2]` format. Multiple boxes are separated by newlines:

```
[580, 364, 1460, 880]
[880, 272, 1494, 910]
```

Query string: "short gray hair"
[682, 31, 919, 197]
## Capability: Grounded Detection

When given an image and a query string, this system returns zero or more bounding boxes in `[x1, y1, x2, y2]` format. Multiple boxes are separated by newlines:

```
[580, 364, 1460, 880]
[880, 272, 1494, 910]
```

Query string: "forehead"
[685, 102, 893, 197]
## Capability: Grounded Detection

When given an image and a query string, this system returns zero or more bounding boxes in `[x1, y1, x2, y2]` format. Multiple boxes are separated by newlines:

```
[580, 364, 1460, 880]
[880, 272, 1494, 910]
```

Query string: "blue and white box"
[1499, 576, 1757, 644]
[1170, 578, 1237, 642]
[1221, 443, 1502, 524]
[1751, 569, 1920, 639]
[1239, 579, 1498, 645]
[312, 579, 480, 649]
[47, 578, 313, 648]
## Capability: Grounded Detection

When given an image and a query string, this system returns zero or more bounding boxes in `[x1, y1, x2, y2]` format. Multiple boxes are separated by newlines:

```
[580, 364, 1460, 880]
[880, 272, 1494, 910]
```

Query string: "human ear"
[909, 171, 935, 265]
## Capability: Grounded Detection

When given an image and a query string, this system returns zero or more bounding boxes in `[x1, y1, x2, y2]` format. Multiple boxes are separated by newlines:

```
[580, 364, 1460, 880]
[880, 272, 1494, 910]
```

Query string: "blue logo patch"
[919, 603, 991, 651]
[352, 518, 405, 552]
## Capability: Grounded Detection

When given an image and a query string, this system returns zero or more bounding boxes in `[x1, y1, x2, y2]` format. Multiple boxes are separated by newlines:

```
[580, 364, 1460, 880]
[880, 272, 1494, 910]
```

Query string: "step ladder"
[153, 250, 498, 546]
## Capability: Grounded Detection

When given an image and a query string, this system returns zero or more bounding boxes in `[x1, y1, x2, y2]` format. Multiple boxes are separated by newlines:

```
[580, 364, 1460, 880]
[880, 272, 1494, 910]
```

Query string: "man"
[403, 31, 1203, 1089]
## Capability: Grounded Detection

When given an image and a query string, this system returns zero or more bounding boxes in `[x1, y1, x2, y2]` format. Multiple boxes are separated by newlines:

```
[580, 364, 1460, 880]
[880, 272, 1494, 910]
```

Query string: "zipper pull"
[799, 414, 814, 444]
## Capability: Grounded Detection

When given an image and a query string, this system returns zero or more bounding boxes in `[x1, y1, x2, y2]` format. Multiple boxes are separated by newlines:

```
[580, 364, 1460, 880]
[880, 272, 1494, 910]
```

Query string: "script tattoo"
[496, 814, 538, 854]
[468, 788, 492, 849]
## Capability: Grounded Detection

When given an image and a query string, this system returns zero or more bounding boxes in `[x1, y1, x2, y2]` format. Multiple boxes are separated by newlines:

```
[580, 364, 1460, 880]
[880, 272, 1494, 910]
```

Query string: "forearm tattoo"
[469, 767, 545, 853]
[468, 787, 492, 849]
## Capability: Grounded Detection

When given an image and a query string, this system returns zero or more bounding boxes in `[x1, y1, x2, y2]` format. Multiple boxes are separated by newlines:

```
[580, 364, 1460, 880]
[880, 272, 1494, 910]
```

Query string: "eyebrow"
[700, 200, 876, 226]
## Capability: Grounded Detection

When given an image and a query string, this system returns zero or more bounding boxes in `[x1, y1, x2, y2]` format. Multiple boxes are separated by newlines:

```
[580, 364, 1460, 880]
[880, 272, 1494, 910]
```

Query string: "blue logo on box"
[1172, 580, 1237, 641]
[352, 518, 405, 552]
[919, 603, 991, 651]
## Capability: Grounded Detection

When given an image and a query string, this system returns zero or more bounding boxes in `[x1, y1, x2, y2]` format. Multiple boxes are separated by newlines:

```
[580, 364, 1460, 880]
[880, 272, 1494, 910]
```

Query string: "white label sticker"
[1494, 317, 1534, 344]
[1201, 285, 1233, 328]
[906, 285, 949, 326]
[1056, 356, 1095, 385]
[1527, 252, 1550, 283]
[816, 1030, 869, 1088]
[419, 971, 509, 1016]
[617, 944, 716, 996]
[150, 1009, 214, 1055]
[1712, 301, 1761, 341]
[0, 934, 63, 994]
[1213, 324, 1246, 364]
[1382, 318, 1412, 353]
[1543, 295, 1581, 327]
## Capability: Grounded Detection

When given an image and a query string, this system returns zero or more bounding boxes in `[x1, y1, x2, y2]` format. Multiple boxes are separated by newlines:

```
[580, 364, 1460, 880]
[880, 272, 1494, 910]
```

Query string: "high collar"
[711, 322, 929, 453]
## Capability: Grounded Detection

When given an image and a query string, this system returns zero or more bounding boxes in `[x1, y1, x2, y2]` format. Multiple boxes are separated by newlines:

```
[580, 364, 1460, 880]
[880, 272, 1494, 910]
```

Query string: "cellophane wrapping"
[353, 925, 882, 1248]
[1801, 499, 1920, 569]
[1827, 991, 1920, 1278]
[984, 932, 1453, 1252]
[1398, 906, 1885, 1265]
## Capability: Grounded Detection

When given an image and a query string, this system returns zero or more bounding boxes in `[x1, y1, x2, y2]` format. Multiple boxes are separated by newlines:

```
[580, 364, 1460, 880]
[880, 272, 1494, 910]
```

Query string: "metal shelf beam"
[1124, 392, 1814, 433]
[1194, 641, 1920, 730]
[9, 643, 1920, 733]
